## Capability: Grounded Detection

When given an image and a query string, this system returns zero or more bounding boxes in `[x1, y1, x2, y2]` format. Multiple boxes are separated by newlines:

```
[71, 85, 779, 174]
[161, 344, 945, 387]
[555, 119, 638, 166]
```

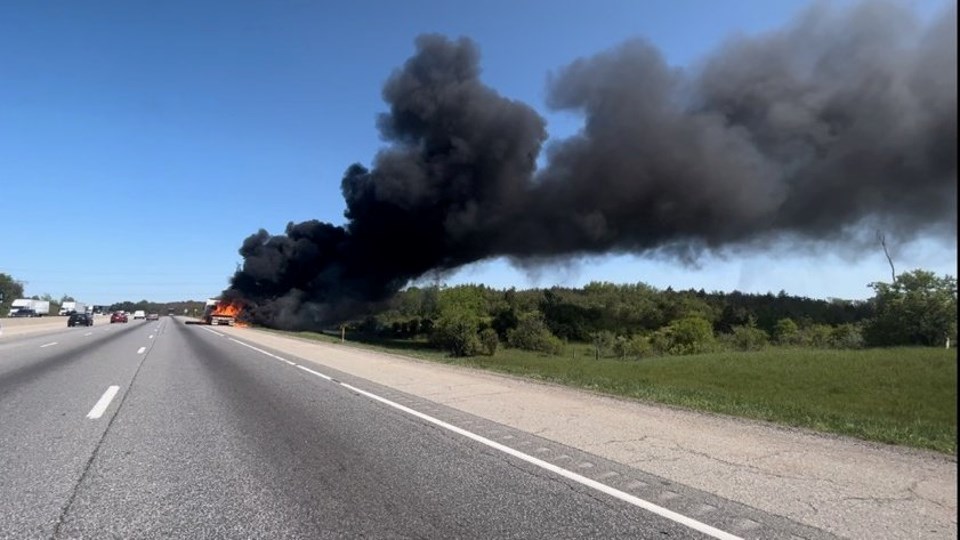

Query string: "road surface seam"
[51, 321, 163, 539]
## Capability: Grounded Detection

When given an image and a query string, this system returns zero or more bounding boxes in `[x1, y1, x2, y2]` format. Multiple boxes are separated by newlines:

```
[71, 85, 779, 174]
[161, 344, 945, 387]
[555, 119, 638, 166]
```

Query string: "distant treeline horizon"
[102, 268, 955, 358]
[337, 269, 955, 357]
[358, 280, 874, 340]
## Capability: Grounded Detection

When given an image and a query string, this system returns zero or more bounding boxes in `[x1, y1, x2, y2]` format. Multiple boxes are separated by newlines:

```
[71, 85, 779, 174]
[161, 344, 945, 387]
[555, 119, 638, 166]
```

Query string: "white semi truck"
[8, 299, 52, 317]
[58, 301, 87, 316]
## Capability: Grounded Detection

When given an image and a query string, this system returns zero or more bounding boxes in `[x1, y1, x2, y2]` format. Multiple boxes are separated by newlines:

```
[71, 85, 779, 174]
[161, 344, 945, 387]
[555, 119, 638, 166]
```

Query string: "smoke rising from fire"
[227, 1, 957, 329]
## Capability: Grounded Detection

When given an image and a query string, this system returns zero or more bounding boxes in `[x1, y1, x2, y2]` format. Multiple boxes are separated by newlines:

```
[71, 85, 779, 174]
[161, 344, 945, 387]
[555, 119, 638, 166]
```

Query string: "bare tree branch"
[877, 230, 896, 283]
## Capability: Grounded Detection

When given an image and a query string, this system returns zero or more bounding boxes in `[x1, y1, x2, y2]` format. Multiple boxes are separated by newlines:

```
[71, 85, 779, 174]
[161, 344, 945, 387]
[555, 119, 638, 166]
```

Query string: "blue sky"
[1, 0, 955, 305]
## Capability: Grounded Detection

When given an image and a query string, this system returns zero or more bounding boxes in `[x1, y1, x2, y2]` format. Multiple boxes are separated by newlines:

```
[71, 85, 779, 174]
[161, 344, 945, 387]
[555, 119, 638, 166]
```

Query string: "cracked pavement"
[218, 326, 957, 540]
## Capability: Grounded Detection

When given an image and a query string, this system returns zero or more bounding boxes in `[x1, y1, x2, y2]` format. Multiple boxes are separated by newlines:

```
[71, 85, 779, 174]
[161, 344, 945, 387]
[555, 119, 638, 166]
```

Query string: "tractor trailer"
[202, 299, 237, 326]
[58, 301, 87, 316]
[8, 299, 52, 317]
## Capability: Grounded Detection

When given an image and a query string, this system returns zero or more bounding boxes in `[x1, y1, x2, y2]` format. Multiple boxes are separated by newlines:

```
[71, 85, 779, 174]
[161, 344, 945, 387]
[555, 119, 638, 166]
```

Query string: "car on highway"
[146, 313, 159, 321]
[10, 308, 38, 318]
[132, 310, 146, 320]
[67, 313, 93, 327]
[110, 311, 128, 323]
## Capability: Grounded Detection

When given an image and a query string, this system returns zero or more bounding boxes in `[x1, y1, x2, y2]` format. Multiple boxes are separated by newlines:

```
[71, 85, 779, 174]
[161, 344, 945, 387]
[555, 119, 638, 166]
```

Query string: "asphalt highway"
[0, 317, 825, 539]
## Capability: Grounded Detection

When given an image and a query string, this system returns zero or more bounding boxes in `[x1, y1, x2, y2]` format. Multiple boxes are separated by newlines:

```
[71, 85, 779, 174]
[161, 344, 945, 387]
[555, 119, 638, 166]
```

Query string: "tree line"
[350, 269, 957, 358]
[0, 274, 77, 315]
[107, 300, 206, 316]
[1, 273, 207, 319]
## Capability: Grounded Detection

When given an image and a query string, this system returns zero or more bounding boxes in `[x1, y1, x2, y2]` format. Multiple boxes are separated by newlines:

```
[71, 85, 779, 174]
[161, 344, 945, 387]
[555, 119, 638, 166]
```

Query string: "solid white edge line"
[337, 380, 743, 540]
[40, 342, 58, 348]
[228, 338, 297, 366]
[86, 385, 120, 419]
[296, 364, 333, 381]
[137, 346, 146, 354]
[228, 335, 742, 540]
[200, 327, 224, 337]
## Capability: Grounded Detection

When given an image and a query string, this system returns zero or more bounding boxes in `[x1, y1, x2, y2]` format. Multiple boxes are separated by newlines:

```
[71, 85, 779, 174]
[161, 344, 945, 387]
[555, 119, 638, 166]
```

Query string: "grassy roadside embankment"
[275, 329, 957, 454]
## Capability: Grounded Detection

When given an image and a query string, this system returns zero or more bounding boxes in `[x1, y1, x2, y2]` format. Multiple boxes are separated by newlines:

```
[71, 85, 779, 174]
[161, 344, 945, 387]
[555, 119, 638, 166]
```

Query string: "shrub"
[801, 324, 834, 348]
[611, 335, 630, 359]
[831, 323, 864, 349]
[726, 324, 769, 351]
[479, 328, 499, 356]
[773, 318, 802, 346]
[491, 307, 519, 340]
[591, 330, 617, 359]
[431, 313, 481, 357]
[619, 334, 655, 359]
[652, 317, 716, 355]
[508, 315, 564, 355]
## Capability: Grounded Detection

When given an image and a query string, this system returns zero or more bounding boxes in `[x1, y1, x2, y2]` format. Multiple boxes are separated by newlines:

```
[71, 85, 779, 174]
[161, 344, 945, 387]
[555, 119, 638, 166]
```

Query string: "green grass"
[277, 330, 958, 454]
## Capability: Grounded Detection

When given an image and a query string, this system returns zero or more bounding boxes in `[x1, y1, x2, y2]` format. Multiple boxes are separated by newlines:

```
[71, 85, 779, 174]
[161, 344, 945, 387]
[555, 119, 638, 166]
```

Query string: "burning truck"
[202, 299, 244, 326]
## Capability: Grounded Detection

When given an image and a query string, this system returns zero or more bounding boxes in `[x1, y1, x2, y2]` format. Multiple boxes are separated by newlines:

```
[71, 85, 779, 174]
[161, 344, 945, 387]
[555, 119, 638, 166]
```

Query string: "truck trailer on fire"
[203, 299, 237, 326]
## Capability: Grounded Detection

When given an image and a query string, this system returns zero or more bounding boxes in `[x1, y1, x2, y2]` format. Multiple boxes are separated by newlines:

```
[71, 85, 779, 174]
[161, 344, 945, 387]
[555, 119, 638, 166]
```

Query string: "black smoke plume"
[227, 2, 957, 329]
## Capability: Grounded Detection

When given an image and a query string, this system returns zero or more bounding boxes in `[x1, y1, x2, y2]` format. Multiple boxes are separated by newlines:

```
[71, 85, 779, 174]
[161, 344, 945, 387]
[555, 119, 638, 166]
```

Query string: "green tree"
[0, 273, 25, 315]
[716, 304, 753, 334]
[34, 293, 59, 315]
[428, 285, 493, 356]
[437, 285, 489, 321]
[659, 291, 715, 324]
[773, 318, 802, 346]
[864, 270, 957, 347]
[491, 305, 520, 340]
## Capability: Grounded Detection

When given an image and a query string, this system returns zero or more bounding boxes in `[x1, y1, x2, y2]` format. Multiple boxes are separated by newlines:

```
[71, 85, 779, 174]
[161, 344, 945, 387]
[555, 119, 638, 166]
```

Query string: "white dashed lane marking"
[86, 386, 120, 419]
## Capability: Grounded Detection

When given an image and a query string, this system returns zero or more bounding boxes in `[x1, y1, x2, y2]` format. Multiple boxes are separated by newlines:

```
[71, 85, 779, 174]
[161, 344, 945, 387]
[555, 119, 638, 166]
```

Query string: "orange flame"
[211, 301, 249, 327]
[212, 301, 243, 317]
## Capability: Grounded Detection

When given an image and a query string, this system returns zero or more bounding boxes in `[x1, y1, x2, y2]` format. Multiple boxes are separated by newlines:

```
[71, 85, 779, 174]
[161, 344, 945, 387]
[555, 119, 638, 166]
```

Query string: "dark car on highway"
[110, 311, 128, 323]
[11, 309, 38, 318]
[68, 313, 93, 327]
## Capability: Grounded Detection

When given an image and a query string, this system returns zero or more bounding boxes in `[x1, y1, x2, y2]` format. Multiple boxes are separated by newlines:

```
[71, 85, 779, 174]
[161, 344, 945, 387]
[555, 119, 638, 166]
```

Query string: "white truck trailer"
[59, 301, 87, 316]
[8, 299, 52, 317]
